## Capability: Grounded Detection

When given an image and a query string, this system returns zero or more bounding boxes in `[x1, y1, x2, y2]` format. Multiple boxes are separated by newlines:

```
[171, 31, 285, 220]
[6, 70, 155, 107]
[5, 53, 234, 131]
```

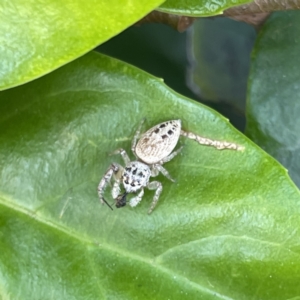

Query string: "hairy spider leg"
[159, 145, 184, 164]
[109, 148, 130, 199]
[110, 148, 131, 165]
[97, 163, 123, 210]
[180, 130, 244, 151]
[152, 164, 175, 182]
[147, 181, 163, 214]
[129, 189, 145, 208]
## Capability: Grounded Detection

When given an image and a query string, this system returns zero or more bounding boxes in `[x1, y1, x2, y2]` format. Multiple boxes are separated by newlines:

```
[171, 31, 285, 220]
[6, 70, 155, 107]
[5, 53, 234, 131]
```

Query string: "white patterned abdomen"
[135, 120, 182, 164]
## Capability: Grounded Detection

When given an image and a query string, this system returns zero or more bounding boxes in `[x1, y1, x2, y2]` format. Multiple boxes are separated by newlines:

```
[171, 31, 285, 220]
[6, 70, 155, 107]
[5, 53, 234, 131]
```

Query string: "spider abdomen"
[135, 119, 182, 164]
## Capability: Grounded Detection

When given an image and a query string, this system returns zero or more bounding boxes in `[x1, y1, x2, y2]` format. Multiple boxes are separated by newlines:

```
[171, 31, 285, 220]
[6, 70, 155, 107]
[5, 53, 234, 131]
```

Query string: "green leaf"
[246, 11, 300, 188]
[1, 52, 300, 300]
[188, 18, 255, 112]
[158, 0, 252, 16]
[0, 0, 164, 91]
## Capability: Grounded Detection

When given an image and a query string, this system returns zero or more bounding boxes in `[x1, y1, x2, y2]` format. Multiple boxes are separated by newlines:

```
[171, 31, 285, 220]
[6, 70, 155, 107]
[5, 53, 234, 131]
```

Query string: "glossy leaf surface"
[158, 0, 252, 16]
[246, 11, 300, 187]
[0, 0, 163, 90]
[0, 52, 300, 299]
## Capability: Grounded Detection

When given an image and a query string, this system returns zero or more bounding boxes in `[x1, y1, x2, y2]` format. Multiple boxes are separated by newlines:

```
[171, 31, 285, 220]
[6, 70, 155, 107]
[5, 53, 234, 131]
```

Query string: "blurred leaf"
[188, 18, 256, 112]
[0, 0, 163, 91]
[97, 23, 195, 99]
[246, 11, 300, 187]
[0, 52, 300, 300]
[158, 0, 252, 16]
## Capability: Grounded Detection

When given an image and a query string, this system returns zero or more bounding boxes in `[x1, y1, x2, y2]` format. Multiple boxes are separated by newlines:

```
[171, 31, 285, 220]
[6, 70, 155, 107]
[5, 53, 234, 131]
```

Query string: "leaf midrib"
[0, 193, 236, 300]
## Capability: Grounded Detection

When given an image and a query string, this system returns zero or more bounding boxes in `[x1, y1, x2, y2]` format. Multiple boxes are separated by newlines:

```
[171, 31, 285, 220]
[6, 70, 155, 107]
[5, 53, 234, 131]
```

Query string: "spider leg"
[112, 180, 121, 199]
[152, 164, 175, 182]
[97, 163, 123, 210]
[159, 145, 184, 164]
[180, 130, 244, 151]
[150, 146, 184, 182]
[147, 181, 163, 214]
[110, 148, 130, 165]
[131, 118, 146, 157]
[129, 189, 144, 207]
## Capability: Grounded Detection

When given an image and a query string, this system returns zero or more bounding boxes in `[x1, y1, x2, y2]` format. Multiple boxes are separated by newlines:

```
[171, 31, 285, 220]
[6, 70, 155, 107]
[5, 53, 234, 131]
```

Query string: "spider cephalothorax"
[98, 119, 243, 214]
[123, 162, 151, 193]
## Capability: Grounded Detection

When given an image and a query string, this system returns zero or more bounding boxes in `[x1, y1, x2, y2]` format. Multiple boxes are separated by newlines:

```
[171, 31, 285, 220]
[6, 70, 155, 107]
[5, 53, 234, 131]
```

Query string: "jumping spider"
[98, 119, 244, 214]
